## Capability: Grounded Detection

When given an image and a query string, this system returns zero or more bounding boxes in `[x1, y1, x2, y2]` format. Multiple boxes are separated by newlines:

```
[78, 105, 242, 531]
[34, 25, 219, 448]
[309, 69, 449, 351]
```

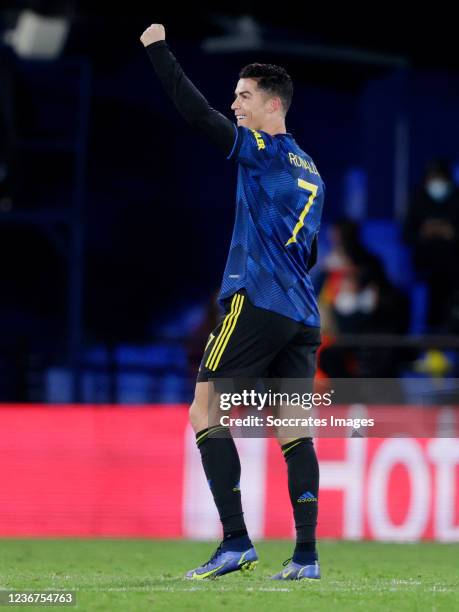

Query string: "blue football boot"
[185, 541, 258, 579]
[271, 558, 321, 580]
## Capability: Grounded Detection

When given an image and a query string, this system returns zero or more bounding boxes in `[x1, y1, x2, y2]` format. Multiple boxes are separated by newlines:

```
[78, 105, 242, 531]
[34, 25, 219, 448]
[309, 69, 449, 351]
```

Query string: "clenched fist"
[140, 24, 166, 47]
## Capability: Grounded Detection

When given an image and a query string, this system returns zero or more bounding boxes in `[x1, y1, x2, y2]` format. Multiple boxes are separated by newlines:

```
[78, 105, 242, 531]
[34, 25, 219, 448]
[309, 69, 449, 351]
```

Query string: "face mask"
[426, 179, 451, 202]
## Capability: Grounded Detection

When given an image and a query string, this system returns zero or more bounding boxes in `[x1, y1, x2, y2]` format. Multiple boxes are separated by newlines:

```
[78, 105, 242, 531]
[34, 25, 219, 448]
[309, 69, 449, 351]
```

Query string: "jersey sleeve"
[145, 41, 236, 157]
[227, 126, 280, 168]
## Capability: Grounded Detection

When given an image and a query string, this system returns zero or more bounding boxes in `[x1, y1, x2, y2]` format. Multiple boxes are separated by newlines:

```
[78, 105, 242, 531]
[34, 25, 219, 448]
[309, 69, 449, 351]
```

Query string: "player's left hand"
[140, 24, 166, 47]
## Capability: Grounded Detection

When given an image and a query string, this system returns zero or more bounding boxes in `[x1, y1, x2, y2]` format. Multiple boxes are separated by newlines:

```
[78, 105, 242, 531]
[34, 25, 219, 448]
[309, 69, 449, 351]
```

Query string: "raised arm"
[140, 24, 236, 157]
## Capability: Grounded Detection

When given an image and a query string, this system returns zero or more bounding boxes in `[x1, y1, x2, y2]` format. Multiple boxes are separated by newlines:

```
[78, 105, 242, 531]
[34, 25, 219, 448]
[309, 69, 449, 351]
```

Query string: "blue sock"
[222, 532, 252, 551]
[292, 544, 318, 565]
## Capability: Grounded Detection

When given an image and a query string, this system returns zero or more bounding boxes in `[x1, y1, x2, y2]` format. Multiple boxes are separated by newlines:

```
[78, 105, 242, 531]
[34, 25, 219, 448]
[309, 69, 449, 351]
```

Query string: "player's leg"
[186, 384, 258, 579]
[272, 436, 320, 580]
[186, 293, 263, 579]
[189, 381, 249, 545]
[189, 380, 210, 432]
[269, 326, 322, 580]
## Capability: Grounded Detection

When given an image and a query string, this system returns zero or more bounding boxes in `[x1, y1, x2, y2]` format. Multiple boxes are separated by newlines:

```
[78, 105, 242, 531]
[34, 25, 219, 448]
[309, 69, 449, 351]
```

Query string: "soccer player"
[140, 23, 325, 581]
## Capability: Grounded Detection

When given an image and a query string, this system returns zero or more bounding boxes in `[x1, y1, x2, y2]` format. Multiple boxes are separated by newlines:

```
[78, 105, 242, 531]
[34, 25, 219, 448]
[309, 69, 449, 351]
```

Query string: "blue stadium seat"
[360, 220, 428, 334]
[360, 220, 413, 289]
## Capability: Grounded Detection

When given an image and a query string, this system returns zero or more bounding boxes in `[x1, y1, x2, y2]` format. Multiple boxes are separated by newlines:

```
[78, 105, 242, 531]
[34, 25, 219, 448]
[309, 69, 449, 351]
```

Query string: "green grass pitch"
[0, 539, 458, 611]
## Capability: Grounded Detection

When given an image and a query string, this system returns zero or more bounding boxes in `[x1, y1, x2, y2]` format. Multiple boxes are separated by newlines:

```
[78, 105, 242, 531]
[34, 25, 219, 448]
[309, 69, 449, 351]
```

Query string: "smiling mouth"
[236, 115, 247, 120]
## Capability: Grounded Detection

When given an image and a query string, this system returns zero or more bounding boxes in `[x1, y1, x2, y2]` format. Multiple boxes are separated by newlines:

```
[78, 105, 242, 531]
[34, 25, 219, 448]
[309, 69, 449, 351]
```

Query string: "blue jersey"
[219, 125, 325, 327]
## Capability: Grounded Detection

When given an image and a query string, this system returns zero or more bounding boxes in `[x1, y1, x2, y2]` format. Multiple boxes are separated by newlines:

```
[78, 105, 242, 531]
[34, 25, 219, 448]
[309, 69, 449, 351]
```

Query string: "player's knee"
[188, 400, 198, 428]
[189, 397, 208, 433]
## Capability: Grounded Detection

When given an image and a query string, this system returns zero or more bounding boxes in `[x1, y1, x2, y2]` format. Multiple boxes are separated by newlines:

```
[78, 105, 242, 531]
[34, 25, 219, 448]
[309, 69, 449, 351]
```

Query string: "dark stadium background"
[1, 3, 459, 404]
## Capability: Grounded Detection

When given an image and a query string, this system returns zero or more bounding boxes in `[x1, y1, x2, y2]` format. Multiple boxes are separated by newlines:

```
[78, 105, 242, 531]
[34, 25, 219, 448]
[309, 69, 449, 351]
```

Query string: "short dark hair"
[239, 63, 293, 114]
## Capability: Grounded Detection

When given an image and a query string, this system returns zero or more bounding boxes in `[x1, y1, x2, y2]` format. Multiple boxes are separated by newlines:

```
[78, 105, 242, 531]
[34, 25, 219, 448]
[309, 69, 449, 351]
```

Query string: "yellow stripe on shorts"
[205, 294, 239, 369]
[208, 294, 245, 371]
[206, 293, 244, 370]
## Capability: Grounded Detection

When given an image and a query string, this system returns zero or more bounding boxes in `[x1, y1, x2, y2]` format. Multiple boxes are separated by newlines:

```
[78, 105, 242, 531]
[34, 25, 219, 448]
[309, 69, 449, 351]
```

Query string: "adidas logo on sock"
[297, 491, 318, 503]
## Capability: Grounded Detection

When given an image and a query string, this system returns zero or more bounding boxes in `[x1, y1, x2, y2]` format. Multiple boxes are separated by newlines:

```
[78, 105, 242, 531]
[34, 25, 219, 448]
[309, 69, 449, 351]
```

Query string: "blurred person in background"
[318, 220, 409, 377]
[318, 220, 381, 333]
[404, 159, 459, 331]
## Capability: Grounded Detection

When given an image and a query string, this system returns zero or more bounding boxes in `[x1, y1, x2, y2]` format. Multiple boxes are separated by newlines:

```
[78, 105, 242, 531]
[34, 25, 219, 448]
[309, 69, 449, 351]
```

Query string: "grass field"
[0, 539, 458, 611]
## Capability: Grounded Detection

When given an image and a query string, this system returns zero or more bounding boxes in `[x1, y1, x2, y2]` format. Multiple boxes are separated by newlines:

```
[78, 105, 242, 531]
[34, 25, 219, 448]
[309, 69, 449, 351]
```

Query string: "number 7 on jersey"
[285, 179, 318, 246]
